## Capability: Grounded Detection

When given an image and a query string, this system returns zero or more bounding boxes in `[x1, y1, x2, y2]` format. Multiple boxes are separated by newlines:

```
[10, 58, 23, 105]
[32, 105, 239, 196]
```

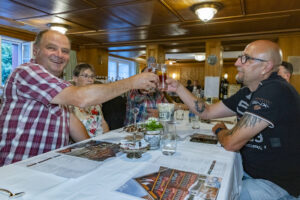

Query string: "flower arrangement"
[145, 117, 163, 131]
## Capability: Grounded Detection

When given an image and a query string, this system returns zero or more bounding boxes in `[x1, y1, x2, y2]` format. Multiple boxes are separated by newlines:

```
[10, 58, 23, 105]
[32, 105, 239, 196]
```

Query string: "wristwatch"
[215, 127, 224, 135]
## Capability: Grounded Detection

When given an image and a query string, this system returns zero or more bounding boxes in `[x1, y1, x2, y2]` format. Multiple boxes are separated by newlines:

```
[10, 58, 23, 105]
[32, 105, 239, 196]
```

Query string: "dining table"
[0, 113, 243, 200]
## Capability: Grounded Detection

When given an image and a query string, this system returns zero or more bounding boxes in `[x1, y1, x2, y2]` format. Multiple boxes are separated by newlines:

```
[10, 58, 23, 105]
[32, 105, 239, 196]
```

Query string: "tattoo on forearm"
[228, 114, 262, 136]
[238, 114, 262, 128]
[227, 129, 235, 136]
[194, 100, 205, 114]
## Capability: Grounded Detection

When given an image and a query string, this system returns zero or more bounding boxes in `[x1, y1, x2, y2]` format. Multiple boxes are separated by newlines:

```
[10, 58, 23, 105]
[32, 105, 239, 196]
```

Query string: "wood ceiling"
[1, 0, 300, 59]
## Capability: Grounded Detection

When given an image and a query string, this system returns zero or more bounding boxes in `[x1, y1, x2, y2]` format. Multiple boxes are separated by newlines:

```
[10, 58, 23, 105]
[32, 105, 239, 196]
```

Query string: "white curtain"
[63, 50, 77, 81]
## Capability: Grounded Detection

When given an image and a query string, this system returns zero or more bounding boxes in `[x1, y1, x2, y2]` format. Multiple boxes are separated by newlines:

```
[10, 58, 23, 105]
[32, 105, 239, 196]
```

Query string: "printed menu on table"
[117, 166, 222, 200]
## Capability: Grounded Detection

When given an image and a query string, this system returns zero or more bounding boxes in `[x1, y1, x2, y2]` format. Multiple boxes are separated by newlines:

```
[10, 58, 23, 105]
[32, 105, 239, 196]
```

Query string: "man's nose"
[234, 57, 241, 67]
[55, 49, 63, 57]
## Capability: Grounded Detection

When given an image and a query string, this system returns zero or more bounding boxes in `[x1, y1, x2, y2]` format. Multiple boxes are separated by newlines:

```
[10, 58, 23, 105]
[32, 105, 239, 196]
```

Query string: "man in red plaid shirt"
[0, 30, 158, 166]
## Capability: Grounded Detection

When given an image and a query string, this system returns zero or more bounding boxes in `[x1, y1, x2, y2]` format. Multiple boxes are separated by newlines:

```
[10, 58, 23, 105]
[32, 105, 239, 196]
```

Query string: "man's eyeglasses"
[238, 54, 268, 64]
[79, 74, 95, 79]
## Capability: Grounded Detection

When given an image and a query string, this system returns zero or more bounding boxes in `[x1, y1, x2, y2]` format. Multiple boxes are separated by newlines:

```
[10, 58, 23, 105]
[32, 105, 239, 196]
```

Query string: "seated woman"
[71, 63, 109, 137]
[124, 87, 168, 125]
[124, 67, 169, 125]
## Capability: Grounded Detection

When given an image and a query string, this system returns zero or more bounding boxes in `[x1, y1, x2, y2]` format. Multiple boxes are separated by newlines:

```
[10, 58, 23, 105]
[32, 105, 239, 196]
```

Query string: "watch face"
[207, 55, 218, 66]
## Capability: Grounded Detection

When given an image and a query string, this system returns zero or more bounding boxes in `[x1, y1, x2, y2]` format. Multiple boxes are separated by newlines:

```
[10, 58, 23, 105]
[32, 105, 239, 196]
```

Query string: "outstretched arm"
[212, 113, 269, 151]
[166, 78, 235, 119]
[51, 72, 158, 107]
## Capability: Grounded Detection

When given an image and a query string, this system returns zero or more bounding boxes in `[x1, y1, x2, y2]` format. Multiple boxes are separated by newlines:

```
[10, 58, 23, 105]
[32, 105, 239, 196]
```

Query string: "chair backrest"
[102, 96, 127, 130]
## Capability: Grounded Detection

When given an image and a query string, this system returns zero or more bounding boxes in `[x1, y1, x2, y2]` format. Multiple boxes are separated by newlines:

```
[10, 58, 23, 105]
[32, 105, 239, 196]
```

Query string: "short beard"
[235, 74, 243, 84]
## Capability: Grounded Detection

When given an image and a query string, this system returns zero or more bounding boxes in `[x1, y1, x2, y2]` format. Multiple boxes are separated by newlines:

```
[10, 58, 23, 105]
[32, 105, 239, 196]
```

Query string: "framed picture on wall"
[287, 56, 300, 75]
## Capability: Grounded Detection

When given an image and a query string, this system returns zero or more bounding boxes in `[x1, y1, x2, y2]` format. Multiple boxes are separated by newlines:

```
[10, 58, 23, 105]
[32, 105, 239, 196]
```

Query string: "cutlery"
[0, 188, 25, 199]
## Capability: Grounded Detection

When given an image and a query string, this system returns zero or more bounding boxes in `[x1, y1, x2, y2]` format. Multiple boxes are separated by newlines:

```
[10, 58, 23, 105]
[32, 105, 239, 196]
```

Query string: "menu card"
[117, 166, 221, 200]
[57, 140, 120, 161]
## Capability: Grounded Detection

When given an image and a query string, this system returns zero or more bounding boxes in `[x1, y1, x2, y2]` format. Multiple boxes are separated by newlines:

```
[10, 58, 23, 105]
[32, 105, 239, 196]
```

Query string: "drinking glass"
[157, 103, 175, 122]
[192, 115, 200, 129]
[146, 63, 158, 93]
[175, 105, 184, 120]
[157, 64, 167, 91]
[147, 63, 158, 73]
[161, 121, 177, 155]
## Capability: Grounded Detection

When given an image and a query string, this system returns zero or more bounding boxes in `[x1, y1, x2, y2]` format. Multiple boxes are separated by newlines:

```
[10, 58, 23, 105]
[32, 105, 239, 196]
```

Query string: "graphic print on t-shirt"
[236, 93, 252, 120]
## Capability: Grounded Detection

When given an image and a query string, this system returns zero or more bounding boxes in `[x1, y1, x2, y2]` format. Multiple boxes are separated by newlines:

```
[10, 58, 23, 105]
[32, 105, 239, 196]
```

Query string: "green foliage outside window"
[1, 42, 12, 85]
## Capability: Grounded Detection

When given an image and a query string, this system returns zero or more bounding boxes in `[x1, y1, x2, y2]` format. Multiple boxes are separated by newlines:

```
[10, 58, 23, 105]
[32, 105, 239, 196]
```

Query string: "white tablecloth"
[0, 118, 242, 200]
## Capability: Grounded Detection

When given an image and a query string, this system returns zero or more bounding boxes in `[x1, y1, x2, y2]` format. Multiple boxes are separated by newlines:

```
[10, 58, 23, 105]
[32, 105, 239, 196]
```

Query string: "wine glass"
[132, 107, 139, 142]
[133, 107, 139, 127]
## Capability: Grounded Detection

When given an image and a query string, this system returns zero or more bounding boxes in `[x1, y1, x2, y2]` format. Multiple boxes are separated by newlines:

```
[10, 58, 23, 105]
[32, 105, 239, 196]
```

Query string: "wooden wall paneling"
[146, 44, 165, 64]
[167, 64, 181, 81]
[222, 59, 238, 84]
[0, 26, 35, 41]
[278, 35, 300, 93]
[76, 46, 108, 76]
[97, 48, 109, 77]
[204, 40, 223, 77]
[175, 62, 205, 87]
[77, 46, 87, 63]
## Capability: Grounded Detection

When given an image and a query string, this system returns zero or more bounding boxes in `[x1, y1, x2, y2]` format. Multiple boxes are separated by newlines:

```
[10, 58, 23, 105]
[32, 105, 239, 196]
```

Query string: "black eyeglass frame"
[238, 54, 268, 64]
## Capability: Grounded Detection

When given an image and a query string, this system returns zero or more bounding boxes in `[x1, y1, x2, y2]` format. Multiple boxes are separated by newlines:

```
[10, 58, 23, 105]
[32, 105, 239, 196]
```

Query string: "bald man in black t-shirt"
[166, 40, 300, 199]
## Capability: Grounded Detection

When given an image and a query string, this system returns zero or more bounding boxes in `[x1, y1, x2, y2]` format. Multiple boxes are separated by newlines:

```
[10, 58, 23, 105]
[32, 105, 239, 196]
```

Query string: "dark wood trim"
[0, 25, 35, 41]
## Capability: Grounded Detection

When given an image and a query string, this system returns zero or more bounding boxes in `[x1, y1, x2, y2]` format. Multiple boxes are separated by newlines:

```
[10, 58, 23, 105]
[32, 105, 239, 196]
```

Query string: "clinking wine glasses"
[157, 64, 167, 91]
[147, 63, 168, 91]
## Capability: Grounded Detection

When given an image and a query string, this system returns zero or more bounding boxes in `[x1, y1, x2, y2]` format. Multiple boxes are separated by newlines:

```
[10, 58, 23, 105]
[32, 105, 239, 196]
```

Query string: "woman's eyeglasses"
[79, 74, 95, 79]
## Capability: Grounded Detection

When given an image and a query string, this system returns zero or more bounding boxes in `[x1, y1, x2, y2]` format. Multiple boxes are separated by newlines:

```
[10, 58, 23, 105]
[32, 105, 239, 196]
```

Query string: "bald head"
[34, 30, 70, 48]
[246, 40, 282, 70]
[235, 40, 283, 91]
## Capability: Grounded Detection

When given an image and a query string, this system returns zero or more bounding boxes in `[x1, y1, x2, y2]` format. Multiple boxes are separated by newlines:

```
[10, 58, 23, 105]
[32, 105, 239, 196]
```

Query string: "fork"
[0, 188, 25, 199]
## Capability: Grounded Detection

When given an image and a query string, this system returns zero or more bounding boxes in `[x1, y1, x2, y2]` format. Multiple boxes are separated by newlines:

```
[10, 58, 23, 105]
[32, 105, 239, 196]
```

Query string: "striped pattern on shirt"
[0, 60, 71, 166]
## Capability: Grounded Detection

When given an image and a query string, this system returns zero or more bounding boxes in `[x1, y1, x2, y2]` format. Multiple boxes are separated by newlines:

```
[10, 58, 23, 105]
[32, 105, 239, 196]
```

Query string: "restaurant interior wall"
[222, 59, 239, 84]
[76, 46, 109, 77]
[0, 26, 299, 93]
[167, 60, 238, 87]
[279, 35, 300, 93]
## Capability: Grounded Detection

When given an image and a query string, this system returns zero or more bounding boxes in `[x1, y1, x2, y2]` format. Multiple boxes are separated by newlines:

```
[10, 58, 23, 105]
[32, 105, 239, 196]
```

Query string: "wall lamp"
[191, 2, 223, 22]
[47, 23, 71, 34]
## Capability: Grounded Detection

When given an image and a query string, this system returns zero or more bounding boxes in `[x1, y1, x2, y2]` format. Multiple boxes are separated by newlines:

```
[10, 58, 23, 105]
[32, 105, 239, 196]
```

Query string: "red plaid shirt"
[0, 60, 71, 166]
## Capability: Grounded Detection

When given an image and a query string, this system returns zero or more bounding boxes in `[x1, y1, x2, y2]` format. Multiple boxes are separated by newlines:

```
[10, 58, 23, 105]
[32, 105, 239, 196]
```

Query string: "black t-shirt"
[223, 73, 300, 196]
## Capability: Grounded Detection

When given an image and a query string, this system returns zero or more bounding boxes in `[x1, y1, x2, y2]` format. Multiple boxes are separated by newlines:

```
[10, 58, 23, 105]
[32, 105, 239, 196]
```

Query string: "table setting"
[0, 103, 242, 200]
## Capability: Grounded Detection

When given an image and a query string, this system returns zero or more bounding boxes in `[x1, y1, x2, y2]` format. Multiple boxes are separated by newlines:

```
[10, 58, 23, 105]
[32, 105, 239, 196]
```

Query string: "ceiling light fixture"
[194, 53, 206, 61]
[47, 23, 71, 34]
[169, 60, 176, 65]
[191, 2, 223, 22]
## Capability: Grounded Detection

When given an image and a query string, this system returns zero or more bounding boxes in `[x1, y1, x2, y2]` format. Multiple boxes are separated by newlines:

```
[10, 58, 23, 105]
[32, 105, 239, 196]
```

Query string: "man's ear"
[33, 45, 38, 57]
[263, 61, 274, 74]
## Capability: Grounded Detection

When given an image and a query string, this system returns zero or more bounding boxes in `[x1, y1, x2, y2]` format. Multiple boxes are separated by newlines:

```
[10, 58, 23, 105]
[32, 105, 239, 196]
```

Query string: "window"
[0, 36, 33, 86]
[108, 56, 137, 81]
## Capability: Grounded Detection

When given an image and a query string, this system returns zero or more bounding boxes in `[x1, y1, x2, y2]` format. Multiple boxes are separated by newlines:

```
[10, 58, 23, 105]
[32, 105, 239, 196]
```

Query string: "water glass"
[192, 115, 200, 129]
[175, 109, 184, 120]
[158, 103, 175, 122]
[144, 130, 161, 150]
[161, 121, 177, 155]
